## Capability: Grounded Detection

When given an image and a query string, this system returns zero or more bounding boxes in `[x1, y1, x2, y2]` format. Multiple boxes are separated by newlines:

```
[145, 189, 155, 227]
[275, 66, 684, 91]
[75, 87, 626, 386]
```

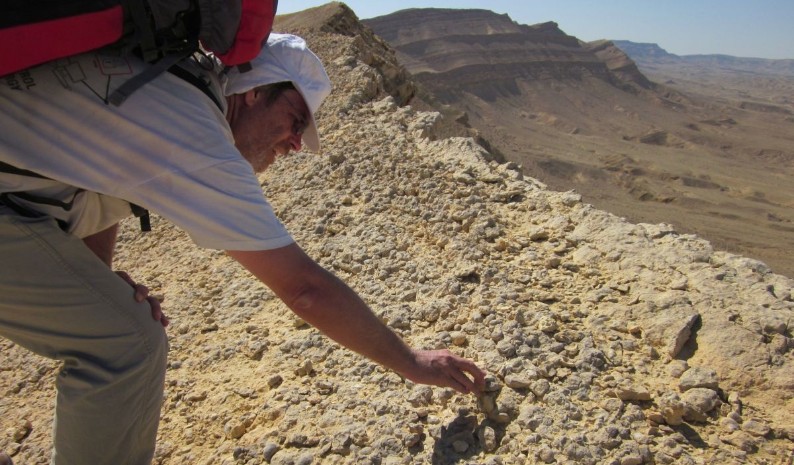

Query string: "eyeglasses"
[281, 92, 309, 137]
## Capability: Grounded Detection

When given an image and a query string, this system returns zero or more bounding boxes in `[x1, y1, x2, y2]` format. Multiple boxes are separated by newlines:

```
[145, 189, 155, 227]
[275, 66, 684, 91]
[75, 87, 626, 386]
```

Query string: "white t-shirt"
[0, 51, 294, 251]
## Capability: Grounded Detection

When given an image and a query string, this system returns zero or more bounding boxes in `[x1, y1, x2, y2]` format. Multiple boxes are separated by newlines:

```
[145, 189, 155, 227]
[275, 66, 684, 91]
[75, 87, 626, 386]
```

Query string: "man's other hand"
[115, 271, 169, 327]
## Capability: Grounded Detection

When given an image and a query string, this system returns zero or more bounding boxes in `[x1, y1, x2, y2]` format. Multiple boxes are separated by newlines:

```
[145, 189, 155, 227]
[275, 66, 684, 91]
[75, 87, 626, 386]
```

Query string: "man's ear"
[243, 89, 261, 107]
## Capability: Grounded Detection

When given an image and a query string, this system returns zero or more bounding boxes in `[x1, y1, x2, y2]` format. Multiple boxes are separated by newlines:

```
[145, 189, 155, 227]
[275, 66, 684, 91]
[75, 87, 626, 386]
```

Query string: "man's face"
[231, 88, 310, 172]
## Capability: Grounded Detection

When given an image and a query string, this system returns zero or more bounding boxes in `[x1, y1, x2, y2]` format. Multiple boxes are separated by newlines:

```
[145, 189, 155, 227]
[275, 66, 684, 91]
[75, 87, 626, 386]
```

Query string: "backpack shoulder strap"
[0, 160, 50, 179]
[167, 61, 224, 111]
[109, 51, 190, 106]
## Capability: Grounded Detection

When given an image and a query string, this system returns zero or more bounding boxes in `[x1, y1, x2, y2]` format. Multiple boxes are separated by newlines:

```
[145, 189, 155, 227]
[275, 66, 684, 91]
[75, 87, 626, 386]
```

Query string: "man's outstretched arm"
[228, 243, 486, 394]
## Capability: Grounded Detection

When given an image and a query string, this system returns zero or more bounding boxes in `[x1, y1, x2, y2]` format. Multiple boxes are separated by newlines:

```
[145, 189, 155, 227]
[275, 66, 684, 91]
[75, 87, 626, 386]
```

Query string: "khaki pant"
[0, 213, 168, 465]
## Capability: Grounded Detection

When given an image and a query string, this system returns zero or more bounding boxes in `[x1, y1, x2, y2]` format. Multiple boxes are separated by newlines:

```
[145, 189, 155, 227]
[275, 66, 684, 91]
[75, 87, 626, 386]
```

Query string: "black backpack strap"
[123, 0, 160, 62]
[0, 160, 49, 179]
[109, 0, 202, 107]
[167, 63, 224, 111]
[109, 51, 189, 106]
[0, 192, 73, 231]
[3, 189, 82, 212]
[130, 203, 151, 232]
[0, 161, 151, 232]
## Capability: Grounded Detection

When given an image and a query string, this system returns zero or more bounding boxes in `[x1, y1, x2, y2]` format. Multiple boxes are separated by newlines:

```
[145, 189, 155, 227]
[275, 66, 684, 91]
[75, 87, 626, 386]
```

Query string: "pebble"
[12, 420, 32, 442]
[478, 425, 497, 452]
[657, 392, 686, 426]
[295, 360, 314, 376]
[505, 373, 533, 389]
[537, 316, 558, 333]
[452, 440, 469, 453]
[450, 331, 468, 346]
[186, 391, 207, 402]
[667, 360, 689, 378]
[267, 374, 283, 388]
[719, 417, 740, 432]
[224, 420, 247, 439]
[408, 386, 433, 407]
[616, 383, 651, 401]
[679, 367, 719, 391]
[682, 388, 721, 421]
[741, 419, 771, 437]
[621, 455, 644, 465]
[538, 445, 556, 463]
[403, 432, 422, 448]
[530, 379, 550, 398]
[720, 431, 757, 452]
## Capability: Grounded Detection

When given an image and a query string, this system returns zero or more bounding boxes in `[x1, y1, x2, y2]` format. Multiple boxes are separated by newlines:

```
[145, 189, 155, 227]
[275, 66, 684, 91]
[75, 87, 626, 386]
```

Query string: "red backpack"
[1, 0, 278, 104]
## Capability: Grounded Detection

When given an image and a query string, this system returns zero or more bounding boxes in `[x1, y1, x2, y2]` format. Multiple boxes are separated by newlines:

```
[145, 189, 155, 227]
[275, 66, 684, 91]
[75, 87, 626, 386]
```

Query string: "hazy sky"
[277, 0, 794, 60]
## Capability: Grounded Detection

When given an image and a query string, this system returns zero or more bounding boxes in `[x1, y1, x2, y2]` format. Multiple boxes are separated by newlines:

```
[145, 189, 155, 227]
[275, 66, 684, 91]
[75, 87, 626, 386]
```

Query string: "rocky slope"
[1, 3, 793, 465]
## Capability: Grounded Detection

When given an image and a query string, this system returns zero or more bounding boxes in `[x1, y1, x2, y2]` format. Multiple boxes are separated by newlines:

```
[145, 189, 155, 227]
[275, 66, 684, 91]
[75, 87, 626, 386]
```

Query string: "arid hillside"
[364, 9, 794, 279]
[1, 3, 793, 465]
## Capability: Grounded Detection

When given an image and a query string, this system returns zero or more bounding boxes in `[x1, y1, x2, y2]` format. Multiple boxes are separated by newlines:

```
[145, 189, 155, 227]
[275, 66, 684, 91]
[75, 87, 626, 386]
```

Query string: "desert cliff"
[1, 3, 793, 465]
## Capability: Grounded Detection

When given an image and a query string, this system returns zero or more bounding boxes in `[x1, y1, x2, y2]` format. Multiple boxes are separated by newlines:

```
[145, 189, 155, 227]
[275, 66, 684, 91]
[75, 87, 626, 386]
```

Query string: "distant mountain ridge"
[363, 9, 652, 102]
[613, 40, 794, 76]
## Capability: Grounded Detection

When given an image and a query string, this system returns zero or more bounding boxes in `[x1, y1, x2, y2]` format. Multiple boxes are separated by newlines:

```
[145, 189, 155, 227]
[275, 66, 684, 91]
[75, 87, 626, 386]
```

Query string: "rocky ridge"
[362, 9, 628, 102]
[1, 3, 793, 465]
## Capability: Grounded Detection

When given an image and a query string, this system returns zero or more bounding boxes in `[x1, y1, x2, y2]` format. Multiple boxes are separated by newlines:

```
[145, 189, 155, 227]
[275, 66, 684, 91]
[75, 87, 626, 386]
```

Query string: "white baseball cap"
[224, 33, 332, 152]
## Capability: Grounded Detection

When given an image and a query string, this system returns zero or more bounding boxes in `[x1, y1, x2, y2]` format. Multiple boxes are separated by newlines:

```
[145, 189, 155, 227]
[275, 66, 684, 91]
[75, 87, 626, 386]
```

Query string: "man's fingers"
[448, 368, 476, 394]
[435, 353, 484, 394]
[452, 360, 487, 393]
[147, 296, 169, 327]
[115, 271, 167, 327]
[446, 355, 486, 392]
[462, 365, 487, 392]
[133, 284, 149, 302]
[147, 295, 161, 316]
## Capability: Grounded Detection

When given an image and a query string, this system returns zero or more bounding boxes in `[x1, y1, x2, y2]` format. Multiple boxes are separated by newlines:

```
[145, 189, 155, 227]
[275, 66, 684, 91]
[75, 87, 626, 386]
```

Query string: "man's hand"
[405, 349, 486, 394]
[115, 271, 169, 327]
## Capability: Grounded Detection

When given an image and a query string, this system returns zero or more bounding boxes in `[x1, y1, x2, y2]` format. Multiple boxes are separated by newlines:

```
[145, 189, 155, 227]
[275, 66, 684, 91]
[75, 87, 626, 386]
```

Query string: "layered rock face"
[1, 3, 793, 465]
[585, 40, 655, 90]
[363, 9, 647, 101]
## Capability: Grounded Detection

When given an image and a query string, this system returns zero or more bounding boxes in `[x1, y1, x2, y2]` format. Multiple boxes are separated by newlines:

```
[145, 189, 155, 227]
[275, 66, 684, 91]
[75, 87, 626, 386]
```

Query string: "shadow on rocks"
[431, 412, 506, 465]
[673, 423, 708, 449]
[675, 315, 702, 361]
